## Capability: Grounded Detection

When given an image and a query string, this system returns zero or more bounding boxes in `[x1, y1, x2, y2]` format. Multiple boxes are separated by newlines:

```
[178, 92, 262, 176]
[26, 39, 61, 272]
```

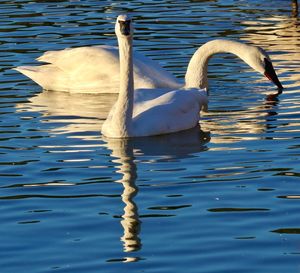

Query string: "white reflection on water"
[17, 87, 283, 146]
[16, 89, 210, 259]
[241, 7, 300, 91]
[103, 129, 209, 259]
[201, 92, 282, 144]
[16, 90, 116, 137]
[105, 137, 141, 258]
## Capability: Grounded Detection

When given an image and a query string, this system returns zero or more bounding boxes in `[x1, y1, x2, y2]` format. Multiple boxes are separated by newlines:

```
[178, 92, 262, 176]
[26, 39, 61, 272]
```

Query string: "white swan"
[14, 20, 283, 93]
[101, 15, 208, 138]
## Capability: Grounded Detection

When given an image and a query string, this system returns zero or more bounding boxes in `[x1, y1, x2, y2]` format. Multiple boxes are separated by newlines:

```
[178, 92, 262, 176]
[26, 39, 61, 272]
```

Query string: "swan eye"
[118, 20, 131, 36]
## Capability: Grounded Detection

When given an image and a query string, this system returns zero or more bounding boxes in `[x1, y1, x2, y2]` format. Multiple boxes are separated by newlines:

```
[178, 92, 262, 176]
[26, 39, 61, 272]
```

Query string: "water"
[1, 0, 300, 272]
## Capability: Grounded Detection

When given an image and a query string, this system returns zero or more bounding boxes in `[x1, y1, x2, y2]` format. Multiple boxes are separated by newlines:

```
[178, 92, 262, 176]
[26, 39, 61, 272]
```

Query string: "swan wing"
[132, 89, 208, 137]
[15, 45, 180, 93]
[35, 46, 120, 92]
[14, 46, 120, 93]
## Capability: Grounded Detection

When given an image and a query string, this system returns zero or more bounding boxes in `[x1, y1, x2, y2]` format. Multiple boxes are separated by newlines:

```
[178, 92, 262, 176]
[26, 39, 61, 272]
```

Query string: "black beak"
[119, 20, 131, 36]
[264, 58, 283, 91]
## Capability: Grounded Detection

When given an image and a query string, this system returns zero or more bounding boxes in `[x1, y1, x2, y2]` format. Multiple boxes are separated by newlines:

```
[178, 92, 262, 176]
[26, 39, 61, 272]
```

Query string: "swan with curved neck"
[14, 24, 282, 92]
[101, 15, 208, 138]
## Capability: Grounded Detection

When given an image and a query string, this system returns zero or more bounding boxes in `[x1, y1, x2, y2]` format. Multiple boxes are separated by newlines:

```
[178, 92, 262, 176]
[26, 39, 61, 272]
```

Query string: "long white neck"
[185, 39, 253, 89]
[113, 36, 134, 136]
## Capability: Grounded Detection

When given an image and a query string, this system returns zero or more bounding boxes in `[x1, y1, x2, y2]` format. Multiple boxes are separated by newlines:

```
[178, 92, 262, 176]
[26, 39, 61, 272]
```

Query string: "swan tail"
[36, 50, 61, 63]
[14, 65, 69, 91]
[14, 66, 43, 81]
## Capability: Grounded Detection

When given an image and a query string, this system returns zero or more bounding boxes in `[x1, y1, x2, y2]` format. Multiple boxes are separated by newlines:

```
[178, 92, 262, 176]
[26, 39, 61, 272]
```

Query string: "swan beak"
[119, 20, 131, 36]
[264, 58, 283, 91]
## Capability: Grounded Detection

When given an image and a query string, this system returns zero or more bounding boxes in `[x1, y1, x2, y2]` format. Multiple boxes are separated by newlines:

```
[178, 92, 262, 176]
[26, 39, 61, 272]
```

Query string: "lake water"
[1, 0, 300, 272]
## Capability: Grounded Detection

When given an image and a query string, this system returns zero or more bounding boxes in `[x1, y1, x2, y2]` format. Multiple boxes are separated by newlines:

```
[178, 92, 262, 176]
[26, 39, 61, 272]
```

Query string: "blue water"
[1, 0, 300, 272]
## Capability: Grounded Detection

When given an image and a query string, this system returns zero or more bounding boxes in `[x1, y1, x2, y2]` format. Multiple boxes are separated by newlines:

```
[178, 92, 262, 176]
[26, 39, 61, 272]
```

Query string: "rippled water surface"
[1, 0, 300, 272]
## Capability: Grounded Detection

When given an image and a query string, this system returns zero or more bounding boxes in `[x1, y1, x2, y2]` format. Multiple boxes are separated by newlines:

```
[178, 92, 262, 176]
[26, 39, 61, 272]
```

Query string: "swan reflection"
[200, 92, 281, 144]
[16, 90, 116, 137]
[16, 90, 210, 259]
[103, 128, 210, 259]
[241, 5, 300, 91]
[107, 137, 141, 253]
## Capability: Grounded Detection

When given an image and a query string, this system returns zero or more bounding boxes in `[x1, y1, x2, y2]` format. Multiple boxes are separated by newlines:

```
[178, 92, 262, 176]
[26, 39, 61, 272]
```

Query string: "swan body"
[15, 46, 180, 93]
[102, 87, 208, 138]
[101, 15, 208, 138]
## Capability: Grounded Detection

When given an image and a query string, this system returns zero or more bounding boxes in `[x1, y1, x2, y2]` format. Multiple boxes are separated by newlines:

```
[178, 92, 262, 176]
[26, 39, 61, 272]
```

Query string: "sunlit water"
[1, 1, 300, 272]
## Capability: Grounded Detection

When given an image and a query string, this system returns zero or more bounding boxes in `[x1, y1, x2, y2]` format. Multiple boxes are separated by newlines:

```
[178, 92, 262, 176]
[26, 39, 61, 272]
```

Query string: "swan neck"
[185, 40, 250, 89]
[115, 37, 134, 136]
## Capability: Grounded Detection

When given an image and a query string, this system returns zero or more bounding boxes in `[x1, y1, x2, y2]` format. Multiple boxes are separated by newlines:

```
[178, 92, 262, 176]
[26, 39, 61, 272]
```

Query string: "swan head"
[115, 14, 133, 39]
[245, 46, 283, 91]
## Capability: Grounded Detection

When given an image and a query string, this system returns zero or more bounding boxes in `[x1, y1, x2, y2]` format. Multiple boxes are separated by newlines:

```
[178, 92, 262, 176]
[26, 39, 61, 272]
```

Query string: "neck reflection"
[107, 138, 141, 254]
[104, 127, 210, 260]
